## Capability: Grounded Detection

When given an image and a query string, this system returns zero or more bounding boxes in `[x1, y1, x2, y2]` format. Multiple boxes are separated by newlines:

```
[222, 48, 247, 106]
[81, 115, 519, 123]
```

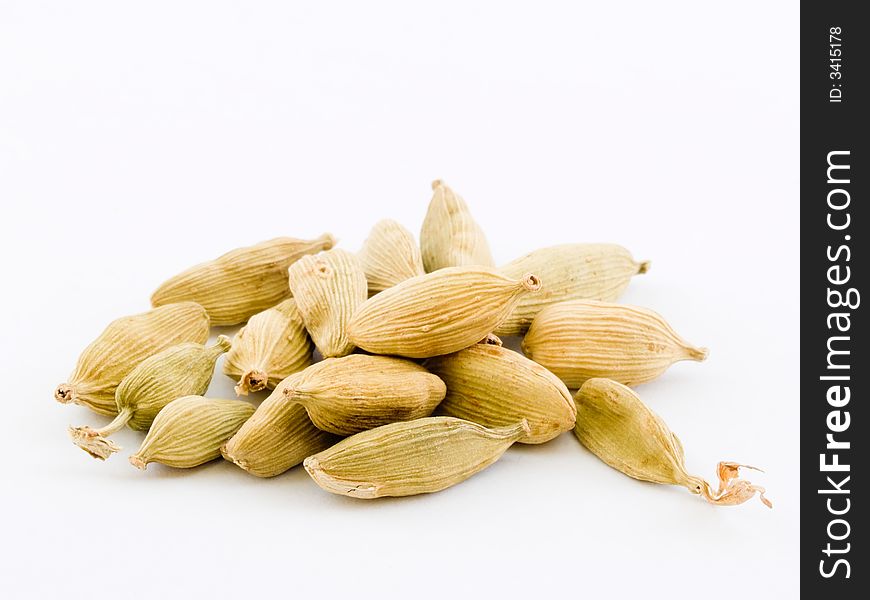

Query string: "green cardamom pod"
[129, 396, 255, 470]
[222, 375, 340, 477]
[522, 300, 707, 388]
[222, 298, 314, 395]
[151, 235, 335, 326]
[573, 378, 771, 508]
[425, 344, 575, 443]
[286, 354, 446, 436]
[304, 416, 530, 499]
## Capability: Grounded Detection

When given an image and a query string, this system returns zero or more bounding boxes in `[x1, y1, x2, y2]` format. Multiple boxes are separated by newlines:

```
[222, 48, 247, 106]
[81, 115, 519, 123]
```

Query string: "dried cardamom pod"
[285, 355, 446, 435]
[151, 234, 335, 326]
[54, 302, 210, 416]
[304, 417, 529, 499]
[222, 375, 339, 477]
[357, 219, 425, 295]
[129, 396, 255, 470]
[287, 248, 367, 358]
[574, 378, 771, 508]
[522, 300, 707, 388]
[420, 180, 494, 272]
[348, 266, 542, 358]
[495, 243, 650, 335]
[68, 336, 231, 460]
[425, 345, 575, 443]
[222, 298, 313, 395]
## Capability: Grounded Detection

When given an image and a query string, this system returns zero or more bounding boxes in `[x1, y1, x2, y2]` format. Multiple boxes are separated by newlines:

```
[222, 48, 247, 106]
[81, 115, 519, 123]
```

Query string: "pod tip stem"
[319, 232, 338, 250]
[637, 260, 651, 274]
[55, 384, 76, 405]
[688, 346, 710, 362]
[520, 273, 543, 292]
[215, 335, 232, 353]
[129, 455, 147, 470]
[68, 426, 122, 460]
[235, 370, 268, 396]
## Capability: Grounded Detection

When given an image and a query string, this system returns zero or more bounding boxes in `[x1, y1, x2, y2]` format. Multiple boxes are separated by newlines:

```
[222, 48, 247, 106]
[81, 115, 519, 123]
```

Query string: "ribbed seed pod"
[151, 234, 335, 326]
[54, 302, 210, 416]
[287, 249, 367, 358]
[129, 396, 255, 470]
[222, 299, 313, 395]
[304, 417, 530, 499]
[68, 336, 231, 460]
[348, 266, 543, 358]
[420, 180, 495, 272]
[495, 244, 650, 335]
[285, 355, 446, 436]
[222, 375, 340, 478]
[425, 345, 576, 444]
[574, 379, 771, 508]
[522, 300, 708, 388]
[357, 219, 425, 295]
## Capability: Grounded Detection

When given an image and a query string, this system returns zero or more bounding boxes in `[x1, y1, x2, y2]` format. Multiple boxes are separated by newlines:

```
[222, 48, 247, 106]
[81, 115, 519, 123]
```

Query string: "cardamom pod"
[222, 375, 339, 477]
[69, 336, 231, 460]
[348, 266, 542, 358]
[425, 345, 575, 443]
[287, 248, 367, 358]
[495, 243, 650, 335]
[573, 378, 771, 508]
[54, 302, 210, 416]
[285, 354, 446, 435]
[151, 234, 335, 326]
[522, 300, 708, 388]
[420, 180, 494, 272]
[304, 417, 530, 499]
[358, 219, 425, 295]
[129, 396, 255, 470]
[222, 298, 313, 395]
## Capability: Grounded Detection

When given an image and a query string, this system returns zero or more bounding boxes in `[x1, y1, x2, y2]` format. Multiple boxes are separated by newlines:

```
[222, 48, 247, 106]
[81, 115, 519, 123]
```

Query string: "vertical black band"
[802, 3, 866, 594]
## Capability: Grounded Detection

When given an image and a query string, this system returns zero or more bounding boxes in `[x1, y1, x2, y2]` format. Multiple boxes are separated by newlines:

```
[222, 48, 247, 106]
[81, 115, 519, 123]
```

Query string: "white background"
[0, 2, 799, 598]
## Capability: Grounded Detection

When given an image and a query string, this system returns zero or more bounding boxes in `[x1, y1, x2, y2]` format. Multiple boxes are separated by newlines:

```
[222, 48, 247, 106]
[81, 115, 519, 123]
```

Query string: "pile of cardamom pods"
[56, 180, 771, 507]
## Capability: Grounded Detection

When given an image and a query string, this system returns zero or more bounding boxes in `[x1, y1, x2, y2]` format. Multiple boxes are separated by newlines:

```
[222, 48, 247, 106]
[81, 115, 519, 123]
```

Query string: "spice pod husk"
[304, 416, 530, 499]
[129, 396, 255, 470]
[222, 298, 314, 395]
[222, 374, 340, 478]
[496, 243, 650, 335]
[420, 180, 495, 271]
[522, 299, 708, 388]
[151, 235, 335, 326]
[573, 378, 771, 508]
[348, 266, 542, 358]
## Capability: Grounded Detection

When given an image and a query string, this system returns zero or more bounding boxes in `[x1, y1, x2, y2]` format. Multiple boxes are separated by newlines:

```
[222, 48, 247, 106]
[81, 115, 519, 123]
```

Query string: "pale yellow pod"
[495, 243, 650, 335]
[522, 300, 708, 388]
[285, 354, 446, 436]
[304, 417, 530, 499]
[348, 266, 542, 359]
[420, 180, 495, 272]
[68, 336, 231, 461]
[222, 375, 340, 478]
[222, 298, 314, 395]
[129, 396, 255, 470]
[574, 378, 771, 508]
[151, 234, 335, 326]
[54, 302, 210, 416]
[287, 248, 367, 358]
[357, 219, 425, 295]
[425, 345, 576, 444]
